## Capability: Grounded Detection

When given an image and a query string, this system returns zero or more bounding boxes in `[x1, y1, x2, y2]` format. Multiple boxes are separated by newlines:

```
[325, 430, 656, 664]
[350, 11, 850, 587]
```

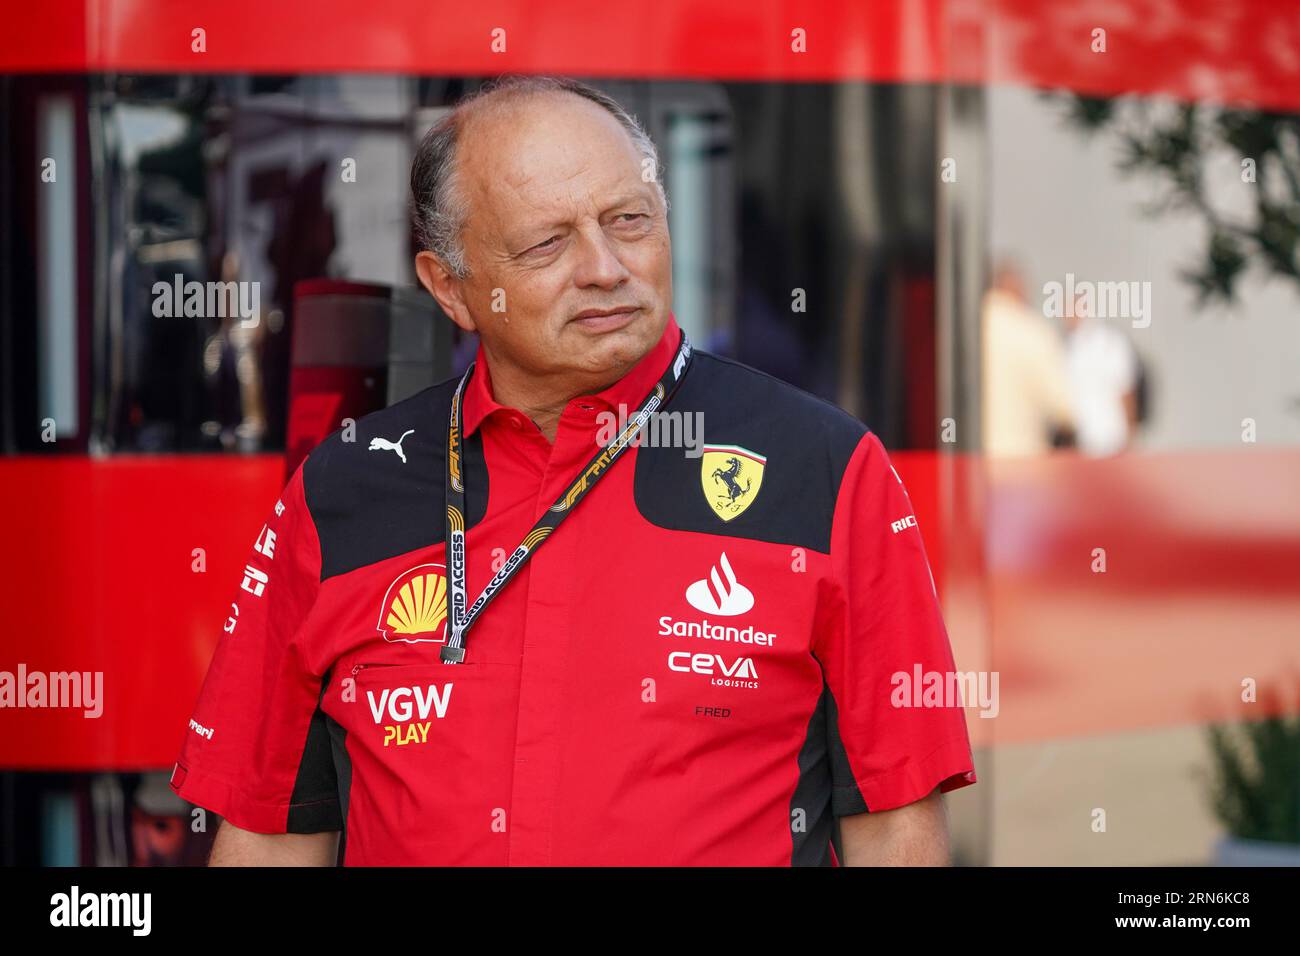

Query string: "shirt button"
[509, 417, 524, 430]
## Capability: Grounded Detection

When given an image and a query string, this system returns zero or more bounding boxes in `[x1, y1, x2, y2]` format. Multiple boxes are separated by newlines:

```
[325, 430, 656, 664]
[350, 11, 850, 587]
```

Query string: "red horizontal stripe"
[1, 0, 1296, 111]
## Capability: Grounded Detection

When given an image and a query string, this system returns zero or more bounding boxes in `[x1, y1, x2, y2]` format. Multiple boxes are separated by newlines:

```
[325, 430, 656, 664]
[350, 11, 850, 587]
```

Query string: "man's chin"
[562, 309, 664, 373]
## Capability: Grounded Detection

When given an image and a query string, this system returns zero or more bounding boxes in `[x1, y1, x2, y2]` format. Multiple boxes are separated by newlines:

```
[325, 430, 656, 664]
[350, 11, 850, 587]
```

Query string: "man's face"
[425, 92, 673, 385]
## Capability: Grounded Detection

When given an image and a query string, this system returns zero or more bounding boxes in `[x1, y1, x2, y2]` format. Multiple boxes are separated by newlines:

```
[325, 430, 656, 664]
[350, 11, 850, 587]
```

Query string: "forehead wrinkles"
[458, 96, 645, 244]
[504, 143, 596, 216]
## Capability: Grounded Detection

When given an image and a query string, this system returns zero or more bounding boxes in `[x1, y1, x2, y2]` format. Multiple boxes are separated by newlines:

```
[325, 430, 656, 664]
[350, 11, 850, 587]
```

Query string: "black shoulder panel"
[632, 351, 867, 554]
[302, 377, 490, 582]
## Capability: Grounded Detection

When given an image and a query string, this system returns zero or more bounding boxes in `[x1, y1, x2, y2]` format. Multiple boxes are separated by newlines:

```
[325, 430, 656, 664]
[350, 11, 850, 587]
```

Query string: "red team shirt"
[171, 313, 976, 865]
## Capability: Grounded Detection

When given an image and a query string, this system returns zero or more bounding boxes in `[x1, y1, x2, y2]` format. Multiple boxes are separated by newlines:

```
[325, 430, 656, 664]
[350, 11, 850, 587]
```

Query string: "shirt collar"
[461, 312, 683, 437]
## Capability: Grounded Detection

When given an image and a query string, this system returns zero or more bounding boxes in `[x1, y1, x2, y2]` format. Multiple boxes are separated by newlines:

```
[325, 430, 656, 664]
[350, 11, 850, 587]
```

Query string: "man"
[982, 260, 1077, 456]
[171, 76, 976, 866]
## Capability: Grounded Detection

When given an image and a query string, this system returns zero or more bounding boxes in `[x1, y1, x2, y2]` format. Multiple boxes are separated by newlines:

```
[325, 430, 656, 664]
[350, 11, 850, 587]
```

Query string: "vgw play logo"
[366, 683, 454, 747]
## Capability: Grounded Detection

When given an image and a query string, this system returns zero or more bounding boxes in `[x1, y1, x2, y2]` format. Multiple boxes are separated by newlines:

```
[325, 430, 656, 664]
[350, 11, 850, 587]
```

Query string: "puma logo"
[368, 429, 414, 464]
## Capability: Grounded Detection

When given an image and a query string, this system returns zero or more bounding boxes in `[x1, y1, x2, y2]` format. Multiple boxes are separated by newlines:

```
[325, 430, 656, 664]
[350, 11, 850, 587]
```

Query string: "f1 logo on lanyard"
[440, 330, 693, 663]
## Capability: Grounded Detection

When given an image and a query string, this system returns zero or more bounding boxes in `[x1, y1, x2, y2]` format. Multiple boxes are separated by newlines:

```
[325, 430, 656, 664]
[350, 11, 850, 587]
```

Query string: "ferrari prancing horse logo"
[701, 444, 766, 521]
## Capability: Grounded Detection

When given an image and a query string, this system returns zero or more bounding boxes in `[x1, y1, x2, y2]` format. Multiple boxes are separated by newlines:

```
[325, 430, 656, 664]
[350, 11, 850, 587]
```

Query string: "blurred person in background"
[1063, 291, 1141, 456]
[981, 261, 1076, 457]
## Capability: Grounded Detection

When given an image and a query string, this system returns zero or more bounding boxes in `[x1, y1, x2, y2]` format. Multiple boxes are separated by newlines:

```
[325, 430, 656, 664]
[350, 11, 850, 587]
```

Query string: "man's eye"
[528, 236, 560, 253]
[616, 213, 646, 223]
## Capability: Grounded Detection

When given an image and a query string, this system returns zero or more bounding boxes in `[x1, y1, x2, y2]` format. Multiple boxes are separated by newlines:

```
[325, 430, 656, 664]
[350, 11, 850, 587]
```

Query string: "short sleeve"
[815, 432, 977, 816]
[169, 464, 341, 834]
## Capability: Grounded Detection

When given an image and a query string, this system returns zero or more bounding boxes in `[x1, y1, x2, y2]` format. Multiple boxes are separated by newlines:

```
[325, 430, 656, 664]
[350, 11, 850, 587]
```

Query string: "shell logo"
[376, 563, 449, 644]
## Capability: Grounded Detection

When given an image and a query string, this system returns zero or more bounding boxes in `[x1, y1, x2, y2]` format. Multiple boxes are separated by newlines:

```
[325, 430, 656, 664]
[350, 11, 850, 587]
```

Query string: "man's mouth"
[571, 306, 641, 331]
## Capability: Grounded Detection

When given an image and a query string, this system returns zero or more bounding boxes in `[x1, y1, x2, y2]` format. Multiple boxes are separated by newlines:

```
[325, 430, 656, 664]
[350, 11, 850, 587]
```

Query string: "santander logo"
[685, 552, 754, 616]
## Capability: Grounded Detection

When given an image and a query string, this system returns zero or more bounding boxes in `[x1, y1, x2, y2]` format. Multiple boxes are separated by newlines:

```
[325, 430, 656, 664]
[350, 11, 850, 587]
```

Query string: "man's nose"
[572, 224, 631, 289]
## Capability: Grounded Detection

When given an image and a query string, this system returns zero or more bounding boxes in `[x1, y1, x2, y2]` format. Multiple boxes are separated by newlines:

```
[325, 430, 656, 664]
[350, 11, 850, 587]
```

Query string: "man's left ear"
[415, 250, 477, 334]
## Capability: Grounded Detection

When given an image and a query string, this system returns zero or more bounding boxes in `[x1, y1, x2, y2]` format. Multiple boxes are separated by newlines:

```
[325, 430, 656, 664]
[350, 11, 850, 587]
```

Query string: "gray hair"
[410, 76, 667, 279]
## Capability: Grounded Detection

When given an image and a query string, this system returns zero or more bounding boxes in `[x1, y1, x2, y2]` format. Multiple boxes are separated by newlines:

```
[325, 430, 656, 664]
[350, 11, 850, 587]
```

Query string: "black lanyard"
[441, 329, 693, 663]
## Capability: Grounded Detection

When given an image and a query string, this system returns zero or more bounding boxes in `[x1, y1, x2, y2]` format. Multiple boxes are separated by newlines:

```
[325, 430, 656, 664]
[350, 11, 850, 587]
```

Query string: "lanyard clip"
[440, 644, 465, 664]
